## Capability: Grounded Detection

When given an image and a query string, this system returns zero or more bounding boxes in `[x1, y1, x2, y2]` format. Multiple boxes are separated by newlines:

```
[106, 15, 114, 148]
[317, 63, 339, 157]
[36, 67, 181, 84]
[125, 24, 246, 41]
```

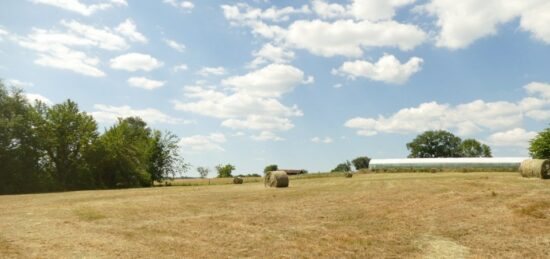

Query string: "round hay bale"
[519, 159, 550, 179]
[233, 177, 243, 184]
[264, 171, 289, 188]
[344, 172, 353, 178]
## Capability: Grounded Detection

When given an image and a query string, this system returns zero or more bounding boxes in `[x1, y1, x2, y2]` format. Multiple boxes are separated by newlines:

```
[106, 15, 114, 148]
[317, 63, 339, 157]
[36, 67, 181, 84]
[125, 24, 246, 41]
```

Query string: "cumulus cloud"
[197, 66, 227, 76]
[345, 82, 550, 137]
[175, 64, 311, 132]
[164, 39, 186, 52]
[179, 133, 226, 152]
[173, 64, 188, 72]
[110, 53, 163, 72]
[90, 104, 187, 125]
[32, 0, 127, 16]
[417, 0, 550, 49]
[127, 77, 165, 90]
[61, 20, 128, 51]
[248, 43, 295, 68]
[333, 54, 423, 84]
[311, 136, 333, 144]
[163, 0, 195, 12]
[115, 19, 147, 43]
[24, 93, 53, 105]
[312, 0, 416, 21]
[487, 128, 538, 148]
[222, 63, 313, 97]
[251, 131, 284, 141]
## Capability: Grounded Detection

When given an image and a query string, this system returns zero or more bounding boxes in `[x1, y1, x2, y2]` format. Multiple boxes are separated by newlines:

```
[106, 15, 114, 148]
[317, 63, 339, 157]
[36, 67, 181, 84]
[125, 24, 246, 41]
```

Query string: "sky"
[1, 0, 550, 176]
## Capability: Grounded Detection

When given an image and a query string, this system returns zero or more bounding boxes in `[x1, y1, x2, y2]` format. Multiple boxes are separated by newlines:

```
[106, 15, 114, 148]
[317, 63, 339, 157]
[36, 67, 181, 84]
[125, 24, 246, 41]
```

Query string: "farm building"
[369, 157, 528, 171]
[277, 169, 307, 175]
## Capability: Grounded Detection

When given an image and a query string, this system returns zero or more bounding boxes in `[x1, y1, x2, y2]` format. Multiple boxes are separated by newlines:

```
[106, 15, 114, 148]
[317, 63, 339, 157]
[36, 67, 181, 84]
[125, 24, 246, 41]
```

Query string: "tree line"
[0, 82, 187, 194]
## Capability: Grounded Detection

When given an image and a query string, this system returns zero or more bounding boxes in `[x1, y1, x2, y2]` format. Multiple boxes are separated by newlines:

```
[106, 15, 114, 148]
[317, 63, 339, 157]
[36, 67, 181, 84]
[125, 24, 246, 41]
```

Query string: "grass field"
[1, 172, 550, 258]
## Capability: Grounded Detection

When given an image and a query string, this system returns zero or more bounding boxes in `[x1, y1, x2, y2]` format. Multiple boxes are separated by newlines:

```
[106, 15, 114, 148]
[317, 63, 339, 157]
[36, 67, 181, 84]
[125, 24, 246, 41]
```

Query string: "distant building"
[277, 169, 307, 175]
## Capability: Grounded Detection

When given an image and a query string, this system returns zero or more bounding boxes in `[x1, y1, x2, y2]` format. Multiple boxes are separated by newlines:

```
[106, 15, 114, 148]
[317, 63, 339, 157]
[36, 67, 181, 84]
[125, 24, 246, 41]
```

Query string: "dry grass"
[1, 172, 550, 258]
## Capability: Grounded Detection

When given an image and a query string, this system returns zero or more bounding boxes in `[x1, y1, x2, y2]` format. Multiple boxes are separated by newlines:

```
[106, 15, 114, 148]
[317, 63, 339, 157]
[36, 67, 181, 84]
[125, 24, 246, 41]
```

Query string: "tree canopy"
[331, 161, 352, 172]
[263, 164, 278, 174]
[351, 156, 370, 170]
[529, 126, 550, 159]
[407, 130, 491, 158]
[216, 164, 235, 178]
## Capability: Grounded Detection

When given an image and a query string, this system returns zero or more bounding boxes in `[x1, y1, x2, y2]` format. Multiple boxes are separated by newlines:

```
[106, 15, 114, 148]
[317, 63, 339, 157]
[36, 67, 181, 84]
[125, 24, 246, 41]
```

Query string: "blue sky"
[2, 0, 550, 176]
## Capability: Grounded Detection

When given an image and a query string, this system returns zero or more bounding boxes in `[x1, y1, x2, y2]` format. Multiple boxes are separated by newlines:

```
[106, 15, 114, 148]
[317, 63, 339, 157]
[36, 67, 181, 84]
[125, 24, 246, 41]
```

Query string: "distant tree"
[263, 164, 278, 174]
[406, 130, 462, 158]
[460, 139, 483, 157]
[148, 130, 189, 185]
[197, 167, 209, 178]
[332, 160, 352, 172]
[351, 156, 371, 170]
[481, 144, 492, 157]
[529, 126, 550, 159]
[216, 164, 235, 178]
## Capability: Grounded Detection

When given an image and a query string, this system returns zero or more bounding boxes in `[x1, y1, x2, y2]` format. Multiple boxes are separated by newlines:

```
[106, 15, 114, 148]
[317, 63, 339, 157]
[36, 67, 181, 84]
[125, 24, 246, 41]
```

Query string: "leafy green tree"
[529, 126, 550, 159]
[481, 144, 492, 157]
[39, 100, 98, 190]
[460, 139, 483, 157]
[351, 156, 370, 170]
[0, 83, 52, 194]
[148, 130, 189, 184]
[197, 167, 209, 178]
[332, 160, 352, 172]
[406, 130, 462, 158]
[216, 164, 235, 178]
[263, 164, 278, 174]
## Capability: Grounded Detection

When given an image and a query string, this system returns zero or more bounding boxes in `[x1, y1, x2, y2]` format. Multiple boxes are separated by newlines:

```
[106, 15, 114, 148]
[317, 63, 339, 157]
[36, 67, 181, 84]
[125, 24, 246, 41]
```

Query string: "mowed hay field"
[1, 173, 550, 258]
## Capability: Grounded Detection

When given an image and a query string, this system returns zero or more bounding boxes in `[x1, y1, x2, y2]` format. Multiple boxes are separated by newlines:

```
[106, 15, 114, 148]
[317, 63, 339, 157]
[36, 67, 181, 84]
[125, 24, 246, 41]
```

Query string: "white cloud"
[197, 66, 227, 76]
[311, 0, 348, 19]
[110, 53, 163, 72]
[251, 131, 284, 141]
[222, 115, 294, 131]
[115, 19, 147, 43]
[6, 79, 34, 88]
[179, 133, 226, 152]
[24, 93, 53, 105]
[285, 19, 426, 57]
[312, 0, 416, 21]
[173, 64, 188, 72]
[32, 0, 127, 16]
[333, 54, 423, 84]
[345, 82, 550, 137]
[164, 0, 194, 12]
[248, 43, 295, 68]
[222, 64, 312, 98]
[222, 3, 310, 24]
[164, 39, 186, 52]
[90, 104, 186, 125]
[417, 0, 550, 49]
[311, 136, 333, 144]
[333, 83, 343, 88]
[487, 128, 537, 148]
[127, 77, 166, 90]
[524, 82, 550, 99]
[61, 20, 128, 51]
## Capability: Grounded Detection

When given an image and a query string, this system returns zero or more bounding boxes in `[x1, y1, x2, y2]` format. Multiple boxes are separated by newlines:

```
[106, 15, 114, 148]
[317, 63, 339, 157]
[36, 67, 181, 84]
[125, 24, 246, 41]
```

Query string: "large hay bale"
[264, 171, 289, 188]
[233, 177, 243, 184]
[519, 159, 550, 179]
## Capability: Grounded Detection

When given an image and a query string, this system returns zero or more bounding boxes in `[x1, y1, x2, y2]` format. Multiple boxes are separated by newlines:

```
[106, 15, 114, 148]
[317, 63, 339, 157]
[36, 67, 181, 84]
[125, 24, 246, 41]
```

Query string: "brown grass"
[1, 172, 550, 258]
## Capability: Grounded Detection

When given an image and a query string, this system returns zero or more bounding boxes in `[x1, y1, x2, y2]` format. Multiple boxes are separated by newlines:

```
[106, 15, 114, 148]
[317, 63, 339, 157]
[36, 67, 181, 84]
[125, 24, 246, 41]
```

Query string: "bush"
[352, 156, 370, 170]
[529, 126, 550, 159]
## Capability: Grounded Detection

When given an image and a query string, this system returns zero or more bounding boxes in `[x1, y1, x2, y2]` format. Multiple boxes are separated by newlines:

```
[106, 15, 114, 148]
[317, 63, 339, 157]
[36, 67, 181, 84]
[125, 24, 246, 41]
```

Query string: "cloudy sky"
[1, 0, 550, 175]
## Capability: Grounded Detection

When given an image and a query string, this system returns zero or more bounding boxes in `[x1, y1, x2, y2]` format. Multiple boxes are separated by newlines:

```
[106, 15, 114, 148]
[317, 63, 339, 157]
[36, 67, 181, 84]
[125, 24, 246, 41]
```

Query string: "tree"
[216, 164, 235, 178]
[351, 156, 370, 170]
[481, 144, 492, 157]
[148, 130, 189, 184]
[197, 167, 209, 178]
[332, 160, 352, 172]
[39, 100, 98, 190]
[0, 83, 52, 194]
[460, 139, 483, 157]
[529, 126, 550, 159]
[406, 130, 462, 158]
[263, 164, 278, 174]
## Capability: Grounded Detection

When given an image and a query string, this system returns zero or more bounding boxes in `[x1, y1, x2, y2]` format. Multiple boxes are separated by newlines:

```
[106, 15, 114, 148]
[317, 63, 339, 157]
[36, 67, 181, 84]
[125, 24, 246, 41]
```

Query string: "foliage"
[481, 144, 492, 157]
[216, 164, 235, 178]
[351, 156, 370, 170]
[529, 126, 550, 159]
[332, 160, 352, 172]
[407, 130, 463, 158]
[263, 164, 278, 174]
[197, 167, 209, 178]
[0, 82, 188, 194]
